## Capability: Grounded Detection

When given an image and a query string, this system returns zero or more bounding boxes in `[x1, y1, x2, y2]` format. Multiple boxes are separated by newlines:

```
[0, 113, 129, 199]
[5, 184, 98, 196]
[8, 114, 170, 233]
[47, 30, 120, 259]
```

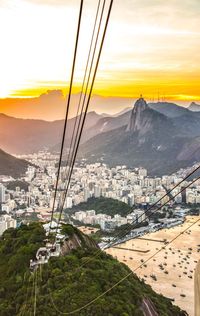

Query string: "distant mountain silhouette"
[1, 98, 200, 176]
[0, 111, 102, 154]
[148, 101, 190, 117]
[81, 110, 132, 142]
[0, 148, 29, 178]
[0, 90, 133, 121]
[101, 107, 132, 117]
[188, 102, 200, 112]
[0, 90, 66, 121]
[78, 100, 200, 144]
[79, 98, 200, 176]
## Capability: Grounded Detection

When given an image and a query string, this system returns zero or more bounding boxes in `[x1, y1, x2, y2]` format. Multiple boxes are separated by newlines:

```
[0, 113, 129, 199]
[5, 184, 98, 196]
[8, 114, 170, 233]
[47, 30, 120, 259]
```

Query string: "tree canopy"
[0, 223, 186, 316]
[70, 197, 132, 217]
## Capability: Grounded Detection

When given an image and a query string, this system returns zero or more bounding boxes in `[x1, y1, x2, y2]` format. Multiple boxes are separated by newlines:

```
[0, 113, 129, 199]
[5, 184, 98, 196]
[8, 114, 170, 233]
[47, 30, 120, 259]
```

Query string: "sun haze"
[0, 0, 200, 118]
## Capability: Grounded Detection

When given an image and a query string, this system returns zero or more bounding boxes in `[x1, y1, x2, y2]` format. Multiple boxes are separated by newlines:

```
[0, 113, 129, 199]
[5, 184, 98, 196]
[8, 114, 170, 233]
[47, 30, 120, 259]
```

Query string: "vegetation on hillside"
[0, 223, 186, 316]
[0, 148, 29, 178]
[70, 197, 132, 217]
[6, 180, 29, 192]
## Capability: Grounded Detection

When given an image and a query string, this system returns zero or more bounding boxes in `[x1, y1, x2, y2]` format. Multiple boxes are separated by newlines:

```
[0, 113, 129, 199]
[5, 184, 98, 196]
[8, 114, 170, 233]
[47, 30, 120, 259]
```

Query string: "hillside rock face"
[61, 231, 98, 256]
[79, 97, 200, 176]
[126, 97, 148, 132]
[0, 223, 186, 316]
[126, 97, 172, 139]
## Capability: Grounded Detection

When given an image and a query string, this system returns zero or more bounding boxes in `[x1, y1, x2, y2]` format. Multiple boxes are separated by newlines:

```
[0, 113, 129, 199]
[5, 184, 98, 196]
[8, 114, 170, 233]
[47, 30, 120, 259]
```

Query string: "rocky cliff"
[79, 97, 199, 176]
[60, 224, 98, 256]
[126, 97, 174, 138]
[126, 97, 148, 132]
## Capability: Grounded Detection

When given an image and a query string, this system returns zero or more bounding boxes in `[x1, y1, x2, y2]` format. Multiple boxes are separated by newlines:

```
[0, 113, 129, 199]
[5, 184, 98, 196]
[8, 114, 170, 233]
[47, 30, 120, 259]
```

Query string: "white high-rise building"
[86, 210, 96, 217]
[134, 209, 146, 223]
[0, 215, 17, 236]
[65, 197, 73, 209]
[0, 221, 7, 236]
[84, 188, 90, 202]
[138, 168, 147, 177]
[127, 213, 137, 224]
[128, 194, 135, 206]
[0, 184, 6, 203]
[1, 205, 10, 213]
[75, 211, 86, 222]
[94, 185, 101, 198]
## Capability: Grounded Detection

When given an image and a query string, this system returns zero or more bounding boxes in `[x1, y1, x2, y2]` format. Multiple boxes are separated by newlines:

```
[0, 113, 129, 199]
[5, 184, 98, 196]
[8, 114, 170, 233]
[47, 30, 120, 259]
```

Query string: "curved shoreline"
[106, 216, 200, 316]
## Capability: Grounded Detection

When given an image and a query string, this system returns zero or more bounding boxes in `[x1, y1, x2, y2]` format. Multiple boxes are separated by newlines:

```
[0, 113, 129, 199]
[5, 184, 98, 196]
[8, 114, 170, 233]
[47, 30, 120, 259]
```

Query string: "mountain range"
[0, 111, 101, 154]
[0, 90, 133, 120]
[0, 148, 29, 178]
[1, 99, 200, 176]
[79, 98, 200, 176]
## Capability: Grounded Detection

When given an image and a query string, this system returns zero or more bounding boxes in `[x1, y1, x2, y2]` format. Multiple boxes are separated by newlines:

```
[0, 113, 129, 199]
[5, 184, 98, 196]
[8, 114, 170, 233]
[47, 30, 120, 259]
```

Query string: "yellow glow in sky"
[0, 0, 200, 102]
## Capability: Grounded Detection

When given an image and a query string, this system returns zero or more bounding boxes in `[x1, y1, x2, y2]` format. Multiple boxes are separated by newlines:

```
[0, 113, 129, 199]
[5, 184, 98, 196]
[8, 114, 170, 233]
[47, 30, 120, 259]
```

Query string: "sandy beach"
[106, 216, 200, 316]
[78, 226, 99, 235]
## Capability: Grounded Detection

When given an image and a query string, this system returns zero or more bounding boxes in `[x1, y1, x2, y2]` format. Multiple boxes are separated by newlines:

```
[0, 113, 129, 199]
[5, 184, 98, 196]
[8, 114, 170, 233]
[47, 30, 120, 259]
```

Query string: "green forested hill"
[6, 180, 30, 192]
[0, 223, 186, 316]
[71, 197, 132, 217]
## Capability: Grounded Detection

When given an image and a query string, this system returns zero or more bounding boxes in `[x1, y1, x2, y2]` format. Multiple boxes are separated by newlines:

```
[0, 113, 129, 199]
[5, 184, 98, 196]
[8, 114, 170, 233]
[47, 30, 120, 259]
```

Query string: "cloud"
[0, 0, 199, 101]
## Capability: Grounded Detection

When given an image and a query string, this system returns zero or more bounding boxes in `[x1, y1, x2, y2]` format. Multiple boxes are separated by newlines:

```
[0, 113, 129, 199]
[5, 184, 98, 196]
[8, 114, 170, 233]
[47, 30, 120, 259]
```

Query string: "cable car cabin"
[36, 247, 50, 263]
[29, 247, 49, 271]
[30, 243, 61, 271]
[47, 243, 61, 257]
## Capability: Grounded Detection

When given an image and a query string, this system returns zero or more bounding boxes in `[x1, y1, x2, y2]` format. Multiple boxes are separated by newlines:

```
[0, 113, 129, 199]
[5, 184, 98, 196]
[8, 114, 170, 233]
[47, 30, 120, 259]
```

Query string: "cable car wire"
[52, 0, 105, 233]
[55, 0, 113, 239]
[45, 152, 200, 315]
[33, 269, 38, 316]
[67, 165, 200, 270]
[49, 0, 84, 234]
[56, 0, 106, 222]
[62, 0, 102, 180]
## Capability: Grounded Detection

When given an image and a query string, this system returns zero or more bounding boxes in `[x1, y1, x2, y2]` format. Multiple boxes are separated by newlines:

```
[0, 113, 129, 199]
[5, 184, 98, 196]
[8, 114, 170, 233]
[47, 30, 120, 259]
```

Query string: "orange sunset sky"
[0, 0, 200, 120]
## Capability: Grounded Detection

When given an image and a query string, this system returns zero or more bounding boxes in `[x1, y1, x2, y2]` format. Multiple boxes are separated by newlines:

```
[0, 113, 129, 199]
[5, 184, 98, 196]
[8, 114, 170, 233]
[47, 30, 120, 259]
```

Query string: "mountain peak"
[126, 97, 148, 132]
[135, 97, 148, 110]
[189, 101, 200, 112]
